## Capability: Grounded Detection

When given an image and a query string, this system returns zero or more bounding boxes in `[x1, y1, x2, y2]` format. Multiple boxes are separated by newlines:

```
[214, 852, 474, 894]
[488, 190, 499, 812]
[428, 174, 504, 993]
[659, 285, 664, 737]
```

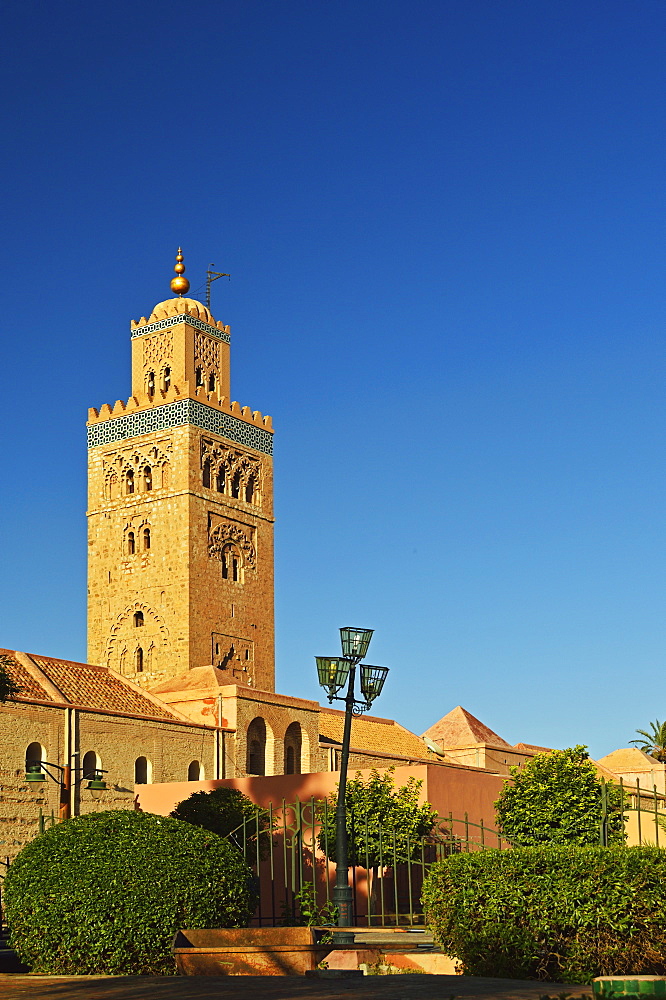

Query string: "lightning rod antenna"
[206, 264, 231, 309]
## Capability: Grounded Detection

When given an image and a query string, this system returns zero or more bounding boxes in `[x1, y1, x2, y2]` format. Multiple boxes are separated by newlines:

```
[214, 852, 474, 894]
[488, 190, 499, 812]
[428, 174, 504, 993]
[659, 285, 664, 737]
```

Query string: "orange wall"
[137, 761, 509, 832]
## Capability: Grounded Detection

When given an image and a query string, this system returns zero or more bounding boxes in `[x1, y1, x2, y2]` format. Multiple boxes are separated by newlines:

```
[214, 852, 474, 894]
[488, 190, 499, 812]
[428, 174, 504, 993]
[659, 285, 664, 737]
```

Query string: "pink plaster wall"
[136, 761, 508, 831]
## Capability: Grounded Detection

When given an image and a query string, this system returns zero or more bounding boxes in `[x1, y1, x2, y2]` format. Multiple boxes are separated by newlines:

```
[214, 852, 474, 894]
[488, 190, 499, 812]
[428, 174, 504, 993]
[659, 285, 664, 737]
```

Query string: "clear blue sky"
[1, 1, 664, 760]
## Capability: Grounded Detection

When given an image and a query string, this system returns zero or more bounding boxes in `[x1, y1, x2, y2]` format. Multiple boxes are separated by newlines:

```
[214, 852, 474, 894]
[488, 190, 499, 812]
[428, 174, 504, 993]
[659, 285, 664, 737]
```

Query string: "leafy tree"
[494, 745, 625, 847]
[630, 721, 666, 762]
[316, 767, 438, 869]
[171, 786, 271, 859]
[0, 653, 20, 702]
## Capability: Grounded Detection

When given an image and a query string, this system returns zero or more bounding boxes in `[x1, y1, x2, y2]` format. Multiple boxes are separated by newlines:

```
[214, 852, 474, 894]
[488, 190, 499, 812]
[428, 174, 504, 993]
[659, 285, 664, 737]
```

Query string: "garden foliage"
[422, 845, 666, 982]
[171, 785, 271, 859]
[494, 745, 625, 846]
[316, 766, 437, 869]
[4, 810, 257, 975]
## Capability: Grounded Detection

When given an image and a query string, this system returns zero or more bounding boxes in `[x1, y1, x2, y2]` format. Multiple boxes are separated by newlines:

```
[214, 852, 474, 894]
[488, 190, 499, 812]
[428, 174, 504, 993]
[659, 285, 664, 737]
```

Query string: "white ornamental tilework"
[130, 314, 231, 344]
[87, 399, 272, 455]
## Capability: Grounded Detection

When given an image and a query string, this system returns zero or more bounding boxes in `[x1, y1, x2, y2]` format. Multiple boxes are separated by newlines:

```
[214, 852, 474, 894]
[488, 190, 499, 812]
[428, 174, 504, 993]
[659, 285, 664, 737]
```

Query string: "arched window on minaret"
[208, 372, 216, 392]
[146, 371, 155, 397]
[143, 465, 152, 491]
[134, 610, 144, 627]
[221, 544, 243, 583]
[245, 475, 255, 505]
[105, 473, 118, 500]
[143, 527, 151, 550]
[125, 469, 134, 495]
[231, 471, 241, 499]
[163, 367, 171, 392]
[216, 467, 225, 493]
[195, 366, 203, 388]
[202, 458, 211, 489]
[127, 531, 135, 555]
[136, 647, 144, 672]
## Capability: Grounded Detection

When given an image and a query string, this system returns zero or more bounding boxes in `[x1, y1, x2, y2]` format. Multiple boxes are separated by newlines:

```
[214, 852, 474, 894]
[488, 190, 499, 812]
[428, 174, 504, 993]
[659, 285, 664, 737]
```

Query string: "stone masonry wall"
[0, 700, 217, 862]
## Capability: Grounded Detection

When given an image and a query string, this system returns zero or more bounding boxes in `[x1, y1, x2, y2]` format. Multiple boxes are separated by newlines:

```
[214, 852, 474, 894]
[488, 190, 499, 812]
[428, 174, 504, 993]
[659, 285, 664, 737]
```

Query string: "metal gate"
[230, 797, 504, 927]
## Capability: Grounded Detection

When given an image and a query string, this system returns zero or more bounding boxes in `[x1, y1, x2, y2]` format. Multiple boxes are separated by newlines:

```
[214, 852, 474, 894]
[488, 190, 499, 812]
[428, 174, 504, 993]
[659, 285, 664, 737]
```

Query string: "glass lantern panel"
[340, 627, 374, 660]
[360, 664, 389, 703]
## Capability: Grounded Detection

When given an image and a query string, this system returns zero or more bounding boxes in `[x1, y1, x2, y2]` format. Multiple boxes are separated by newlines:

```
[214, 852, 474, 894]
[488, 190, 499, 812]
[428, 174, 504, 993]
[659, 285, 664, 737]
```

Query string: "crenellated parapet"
[88, 384, 272, 431]
[87, 385, 273, 455]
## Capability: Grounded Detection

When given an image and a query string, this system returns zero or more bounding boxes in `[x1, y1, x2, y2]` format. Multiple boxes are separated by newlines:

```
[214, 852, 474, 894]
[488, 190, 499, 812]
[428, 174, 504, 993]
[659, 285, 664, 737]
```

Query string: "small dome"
[147, 297, 216, 325]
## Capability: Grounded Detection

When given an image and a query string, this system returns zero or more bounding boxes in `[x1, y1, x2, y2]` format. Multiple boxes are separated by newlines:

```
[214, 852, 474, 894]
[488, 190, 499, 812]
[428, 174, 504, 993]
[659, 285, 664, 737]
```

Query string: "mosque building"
[0, 251, 585, 859]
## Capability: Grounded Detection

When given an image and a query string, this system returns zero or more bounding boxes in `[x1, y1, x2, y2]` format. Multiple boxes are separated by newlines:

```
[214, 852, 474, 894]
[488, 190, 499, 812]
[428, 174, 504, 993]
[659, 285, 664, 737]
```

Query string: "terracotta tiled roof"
[319, 709, 432, 761]
[0, 649, 51, 702]
[598, 748, 664, 773]
[422, 706, 511, 749]
[11, 651, 181, 721]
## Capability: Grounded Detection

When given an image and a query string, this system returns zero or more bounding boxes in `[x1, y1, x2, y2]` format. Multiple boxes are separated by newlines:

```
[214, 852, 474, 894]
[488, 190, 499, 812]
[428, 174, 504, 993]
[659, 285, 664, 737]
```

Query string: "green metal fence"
[614, 777, 666, 847]
[231, 797, 505, 927]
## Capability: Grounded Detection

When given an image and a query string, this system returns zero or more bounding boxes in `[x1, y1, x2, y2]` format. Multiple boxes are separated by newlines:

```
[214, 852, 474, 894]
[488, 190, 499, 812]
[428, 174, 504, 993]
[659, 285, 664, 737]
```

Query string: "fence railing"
[613, 777, 666, 847]
[5, 782, 666, 929]
[230, 797, 504, 927]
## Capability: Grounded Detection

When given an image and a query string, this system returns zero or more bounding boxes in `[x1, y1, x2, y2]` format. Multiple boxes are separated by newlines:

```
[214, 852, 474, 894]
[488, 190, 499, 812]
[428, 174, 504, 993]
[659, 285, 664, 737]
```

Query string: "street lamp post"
[316, 627, 389, 939]
[25, 756, 108, 818]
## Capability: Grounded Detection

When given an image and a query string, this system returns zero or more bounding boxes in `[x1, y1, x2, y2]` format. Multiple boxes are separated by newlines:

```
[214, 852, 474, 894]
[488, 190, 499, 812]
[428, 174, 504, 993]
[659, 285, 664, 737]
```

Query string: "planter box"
[172, 927, 332, 976]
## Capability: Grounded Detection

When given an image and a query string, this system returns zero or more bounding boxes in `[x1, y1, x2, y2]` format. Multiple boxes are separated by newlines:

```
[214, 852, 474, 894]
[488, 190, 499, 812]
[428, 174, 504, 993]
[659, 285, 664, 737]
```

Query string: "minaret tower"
[87, 251, 275, 692]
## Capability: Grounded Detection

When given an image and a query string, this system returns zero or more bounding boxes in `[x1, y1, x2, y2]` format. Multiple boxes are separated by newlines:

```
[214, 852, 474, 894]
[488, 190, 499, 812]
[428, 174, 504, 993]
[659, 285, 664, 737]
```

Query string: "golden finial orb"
[170, 247, 190, 296]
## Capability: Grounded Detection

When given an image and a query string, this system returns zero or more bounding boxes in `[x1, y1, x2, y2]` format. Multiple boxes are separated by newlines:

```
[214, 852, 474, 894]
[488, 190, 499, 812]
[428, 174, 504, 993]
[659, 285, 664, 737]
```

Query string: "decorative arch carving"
[208, 522, 256, 568]
[105, 602, 169, 678]
[200, 438, 261, 506]
[142, 331, 173, 368]
[122, 517, 151, 556]
[102, 442, 171, 499]
[194, 332, 220, 372]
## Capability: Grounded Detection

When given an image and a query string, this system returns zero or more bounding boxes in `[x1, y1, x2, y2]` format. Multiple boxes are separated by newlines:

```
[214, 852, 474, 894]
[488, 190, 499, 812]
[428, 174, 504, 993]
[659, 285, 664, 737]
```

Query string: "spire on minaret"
[170, 247, 190, 296]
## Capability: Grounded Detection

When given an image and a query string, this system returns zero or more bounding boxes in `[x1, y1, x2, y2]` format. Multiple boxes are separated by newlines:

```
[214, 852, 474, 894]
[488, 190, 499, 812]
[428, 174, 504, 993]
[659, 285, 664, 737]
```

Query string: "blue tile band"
[131, 314, 231, 343]
[87, 398, 272, 454]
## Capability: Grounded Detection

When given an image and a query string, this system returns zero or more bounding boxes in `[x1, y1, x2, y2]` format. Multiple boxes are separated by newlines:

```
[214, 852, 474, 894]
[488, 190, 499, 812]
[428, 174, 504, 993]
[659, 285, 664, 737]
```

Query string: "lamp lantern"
[339, 627, 374, 662]
[316, 656, 352, 701]
[359, 664, 389, 707]
[86, 770, 107, 801]
[25, 762, 47, 787]
[314, 626, 388, 936]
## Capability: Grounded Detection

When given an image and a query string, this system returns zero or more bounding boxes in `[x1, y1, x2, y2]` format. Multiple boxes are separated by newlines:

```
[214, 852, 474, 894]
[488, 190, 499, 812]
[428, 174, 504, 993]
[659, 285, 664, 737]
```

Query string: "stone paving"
[0, 974, 593, 1000]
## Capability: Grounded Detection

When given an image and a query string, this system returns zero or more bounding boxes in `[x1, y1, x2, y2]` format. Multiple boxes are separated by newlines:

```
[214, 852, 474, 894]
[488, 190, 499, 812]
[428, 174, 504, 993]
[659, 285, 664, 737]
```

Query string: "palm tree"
[630, 721, 666, 763]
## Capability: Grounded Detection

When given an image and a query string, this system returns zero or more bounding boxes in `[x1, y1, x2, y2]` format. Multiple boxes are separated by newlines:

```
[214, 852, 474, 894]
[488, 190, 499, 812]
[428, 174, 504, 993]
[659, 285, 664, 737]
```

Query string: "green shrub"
[4, 810, 257, 975]
[422, 846, 666, 983]
[171, 786, 271, 859]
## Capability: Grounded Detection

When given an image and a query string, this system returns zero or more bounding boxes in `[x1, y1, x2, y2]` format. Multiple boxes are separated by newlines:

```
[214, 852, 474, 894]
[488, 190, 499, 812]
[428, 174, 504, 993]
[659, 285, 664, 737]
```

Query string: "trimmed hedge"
[4, 810, 257, 975]
[422, 846, 666, 983]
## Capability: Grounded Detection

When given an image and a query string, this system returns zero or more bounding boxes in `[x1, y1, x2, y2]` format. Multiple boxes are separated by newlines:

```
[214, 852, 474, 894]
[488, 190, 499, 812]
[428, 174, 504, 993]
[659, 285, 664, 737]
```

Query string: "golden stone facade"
[87, 293, 275, 693]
